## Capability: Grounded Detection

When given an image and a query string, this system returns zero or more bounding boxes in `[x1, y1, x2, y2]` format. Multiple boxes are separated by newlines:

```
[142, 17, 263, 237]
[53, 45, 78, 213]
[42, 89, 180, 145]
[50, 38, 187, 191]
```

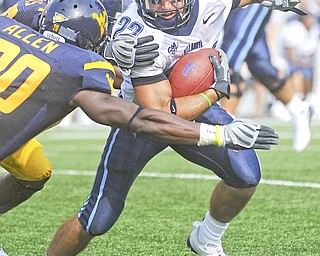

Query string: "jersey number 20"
[0, 38, 51, 114]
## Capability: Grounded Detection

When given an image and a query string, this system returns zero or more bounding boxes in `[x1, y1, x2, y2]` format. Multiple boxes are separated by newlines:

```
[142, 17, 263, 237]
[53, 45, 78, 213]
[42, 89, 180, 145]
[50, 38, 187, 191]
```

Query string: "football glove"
[258, 0, 307, 15]
[104, 34, 159, 69]
[198, 120, 279, 150]
[220, 120, 279, 150]
[209, 49, 231, 99]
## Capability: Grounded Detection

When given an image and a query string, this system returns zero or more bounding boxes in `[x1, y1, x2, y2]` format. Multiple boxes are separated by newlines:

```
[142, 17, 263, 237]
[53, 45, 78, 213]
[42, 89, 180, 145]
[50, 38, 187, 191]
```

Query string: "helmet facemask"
[136, 0, 194, 31]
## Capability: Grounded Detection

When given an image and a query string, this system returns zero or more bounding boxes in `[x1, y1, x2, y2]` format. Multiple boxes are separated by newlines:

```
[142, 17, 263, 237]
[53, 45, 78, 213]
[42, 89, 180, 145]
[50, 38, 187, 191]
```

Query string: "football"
[168, 48, 220, 98]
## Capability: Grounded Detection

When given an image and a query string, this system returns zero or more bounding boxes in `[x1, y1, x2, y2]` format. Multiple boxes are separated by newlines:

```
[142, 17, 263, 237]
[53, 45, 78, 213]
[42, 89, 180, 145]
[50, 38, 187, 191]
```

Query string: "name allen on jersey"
[2, 24, 60, 54]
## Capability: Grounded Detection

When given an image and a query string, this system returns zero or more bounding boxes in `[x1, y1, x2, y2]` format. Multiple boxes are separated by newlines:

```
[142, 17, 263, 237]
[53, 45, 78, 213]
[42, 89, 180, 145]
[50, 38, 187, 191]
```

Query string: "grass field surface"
[0, 119, 319, 255]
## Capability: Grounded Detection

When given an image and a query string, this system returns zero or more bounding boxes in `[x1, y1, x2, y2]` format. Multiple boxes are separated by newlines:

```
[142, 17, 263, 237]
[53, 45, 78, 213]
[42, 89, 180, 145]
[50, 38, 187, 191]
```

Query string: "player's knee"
[87, 210, 119, 236]
[0, 139, 52, 181]
[18, 139, 52, 180]
[0, 173, 49, 214]
[79, 197, 125, 236]
[264, 76, 286, 94]
[251, 66, 286, 93]
[16, 176, 50, 191]
[225, 149, 261, 188]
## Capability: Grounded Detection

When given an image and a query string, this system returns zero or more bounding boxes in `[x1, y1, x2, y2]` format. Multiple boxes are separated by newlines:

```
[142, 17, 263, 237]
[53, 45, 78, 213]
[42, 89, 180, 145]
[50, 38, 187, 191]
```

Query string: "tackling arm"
[71, 90, 279, 149]
[72, 90, 203, 144]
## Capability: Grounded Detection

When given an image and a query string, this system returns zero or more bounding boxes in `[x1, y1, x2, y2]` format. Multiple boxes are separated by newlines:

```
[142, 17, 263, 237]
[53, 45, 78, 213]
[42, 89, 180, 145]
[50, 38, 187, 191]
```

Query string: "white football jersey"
[112, 0, 234, 101]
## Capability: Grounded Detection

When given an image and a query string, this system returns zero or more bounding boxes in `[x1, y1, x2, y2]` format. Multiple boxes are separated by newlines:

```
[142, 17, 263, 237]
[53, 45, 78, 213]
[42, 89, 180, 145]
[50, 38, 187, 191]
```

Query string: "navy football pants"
[78, 104, 261, 235]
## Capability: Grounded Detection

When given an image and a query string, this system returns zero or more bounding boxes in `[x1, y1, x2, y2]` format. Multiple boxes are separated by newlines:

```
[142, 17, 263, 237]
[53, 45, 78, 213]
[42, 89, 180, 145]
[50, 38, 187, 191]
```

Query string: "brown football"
[168, 48, 220, 98]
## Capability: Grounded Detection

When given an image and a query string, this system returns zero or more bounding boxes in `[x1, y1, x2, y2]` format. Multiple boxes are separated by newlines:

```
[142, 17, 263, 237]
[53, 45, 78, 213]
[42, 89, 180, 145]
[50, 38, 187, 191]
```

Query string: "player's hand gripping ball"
[168, 48, 220, 98]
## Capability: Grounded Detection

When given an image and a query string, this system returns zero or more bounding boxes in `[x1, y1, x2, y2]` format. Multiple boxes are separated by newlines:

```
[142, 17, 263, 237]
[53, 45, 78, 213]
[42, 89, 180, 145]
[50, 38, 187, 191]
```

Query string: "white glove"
[198, 120, 279, 150]
[103, 34, 159, 69]
[259, 0, 307, 15]
[209, 49, 231, 99]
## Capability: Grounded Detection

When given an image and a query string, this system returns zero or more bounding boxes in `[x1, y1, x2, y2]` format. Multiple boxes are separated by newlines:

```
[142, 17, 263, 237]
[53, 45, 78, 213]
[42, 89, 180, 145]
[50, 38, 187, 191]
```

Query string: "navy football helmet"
[99, 0, 122, 35]
[135, 0, 194, 31]
[39, 0, 107, 52]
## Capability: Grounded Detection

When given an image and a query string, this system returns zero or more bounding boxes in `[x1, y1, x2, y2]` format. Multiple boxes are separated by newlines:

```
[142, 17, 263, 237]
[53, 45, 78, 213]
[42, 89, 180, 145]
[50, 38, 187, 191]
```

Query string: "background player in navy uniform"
[219, 4, 312, 152]
[0, 0, 162, 218]
[46, 0, 298, 255]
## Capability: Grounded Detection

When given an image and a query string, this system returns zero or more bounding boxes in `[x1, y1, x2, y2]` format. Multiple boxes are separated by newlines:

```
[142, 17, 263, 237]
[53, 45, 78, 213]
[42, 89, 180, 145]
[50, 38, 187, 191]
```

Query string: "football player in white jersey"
[219, 5, 312, 152]
[47, 0, 299, 255]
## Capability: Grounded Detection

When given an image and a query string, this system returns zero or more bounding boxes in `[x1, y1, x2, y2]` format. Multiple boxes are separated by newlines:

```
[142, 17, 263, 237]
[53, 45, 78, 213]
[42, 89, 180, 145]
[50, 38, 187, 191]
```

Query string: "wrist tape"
[197, 123, 224, 147]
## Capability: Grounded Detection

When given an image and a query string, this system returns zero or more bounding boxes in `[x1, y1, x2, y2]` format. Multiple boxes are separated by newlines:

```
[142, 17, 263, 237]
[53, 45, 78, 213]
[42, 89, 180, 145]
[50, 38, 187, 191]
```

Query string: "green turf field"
[0, 120, 319, 255]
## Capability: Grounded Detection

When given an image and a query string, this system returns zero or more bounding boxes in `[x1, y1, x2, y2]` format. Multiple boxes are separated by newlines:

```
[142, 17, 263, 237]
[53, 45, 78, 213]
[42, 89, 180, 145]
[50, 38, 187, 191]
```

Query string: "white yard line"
[53, 170, 320, 189]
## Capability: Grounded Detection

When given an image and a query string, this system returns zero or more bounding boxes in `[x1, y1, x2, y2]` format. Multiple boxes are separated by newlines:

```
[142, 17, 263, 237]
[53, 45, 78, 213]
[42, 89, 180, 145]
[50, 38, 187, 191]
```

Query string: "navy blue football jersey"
[0, 16, 115, 160]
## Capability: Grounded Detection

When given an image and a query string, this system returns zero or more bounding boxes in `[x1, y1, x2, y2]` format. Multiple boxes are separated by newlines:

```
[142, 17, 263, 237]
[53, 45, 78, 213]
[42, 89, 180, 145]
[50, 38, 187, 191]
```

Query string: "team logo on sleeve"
[53, 12, 69, 23]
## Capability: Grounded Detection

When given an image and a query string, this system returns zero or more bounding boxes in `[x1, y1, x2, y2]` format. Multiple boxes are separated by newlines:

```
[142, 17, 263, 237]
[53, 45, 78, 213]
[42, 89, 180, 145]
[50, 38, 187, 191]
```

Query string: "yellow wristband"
[215, 125, 223, 147]
[199, 93, 212, 108]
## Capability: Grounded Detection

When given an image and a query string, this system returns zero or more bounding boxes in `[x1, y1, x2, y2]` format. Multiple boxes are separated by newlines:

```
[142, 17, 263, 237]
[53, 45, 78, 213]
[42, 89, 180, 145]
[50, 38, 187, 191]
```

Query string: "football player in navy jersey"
[219, 4, 312, 152]
[46, 0, 298, 255]
[0, 0, 278, 230]
[0, 0, 161, 220]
